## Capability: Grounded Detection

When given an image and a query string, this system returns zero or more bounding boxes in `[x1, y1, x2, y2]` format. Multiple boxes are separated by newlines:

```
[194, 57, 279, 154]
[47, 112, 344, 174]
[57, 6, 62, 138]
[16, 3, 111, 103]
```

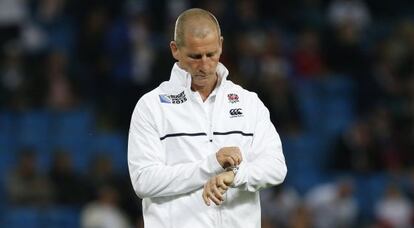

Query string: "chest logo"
[229, 108, 243, 118]
[227, 93, 239, 103]
[159, 91, 187, 104]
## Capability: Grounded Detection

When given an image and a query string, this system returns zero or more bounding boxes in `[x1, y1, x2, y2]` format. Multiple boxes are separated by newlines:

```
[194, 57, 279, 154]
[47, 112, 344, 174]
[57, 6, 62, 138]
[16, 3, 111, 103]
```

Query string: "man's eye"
[189, 55, 202, 59]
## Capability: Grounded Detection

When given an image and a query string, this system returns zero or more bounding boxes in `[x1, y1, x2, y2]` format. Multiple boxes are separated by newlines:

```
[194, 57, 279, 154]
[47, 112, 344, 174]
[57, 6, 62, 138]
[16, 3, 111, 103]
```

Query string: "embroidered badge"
[227, 93, 239, 103]
[159, 91, 187, 104]
[229, 108, 243, 118]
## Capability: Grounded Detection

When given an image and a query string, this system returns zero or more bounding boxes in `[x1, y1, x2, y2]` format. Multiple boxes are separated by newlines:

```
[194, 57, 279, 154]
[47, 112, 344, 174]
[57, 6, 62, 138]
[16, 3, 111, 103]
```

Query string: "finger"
[218, 186, 227, 195]
[235, 149, 242, 163]
[212, 185, 224, 202]
[208, 191, 222, 205]
[217, 176, 228, 190]
[209, 178, 224, 203]
[225, 157, 235, 167]
[202, 184, 210, 206]
[234, 155, 241, 166]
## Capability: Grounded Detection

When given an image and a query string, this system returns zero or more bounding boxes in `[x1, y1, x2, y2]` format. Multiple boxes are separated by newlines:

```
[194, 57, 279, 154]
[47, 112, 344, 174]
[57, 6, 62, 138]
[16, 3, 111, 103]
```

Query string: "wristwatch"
[225, 166, 239, 176]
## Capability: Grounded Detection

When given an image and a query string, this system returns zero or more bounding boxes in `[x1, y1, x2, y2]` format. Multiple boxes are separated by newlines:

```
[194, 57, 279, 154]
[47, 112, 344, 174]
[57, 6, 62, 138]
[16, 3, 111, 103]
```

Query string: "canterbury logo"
[229, 108, 243, 117]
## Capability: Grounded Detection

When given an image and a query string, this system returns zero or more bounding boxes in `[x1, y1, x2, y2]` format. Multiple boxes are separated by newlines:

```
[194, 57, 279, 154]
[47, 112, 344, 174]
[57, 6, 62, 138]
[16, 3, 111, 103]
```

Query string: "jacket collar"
[169, 62, 229, 89]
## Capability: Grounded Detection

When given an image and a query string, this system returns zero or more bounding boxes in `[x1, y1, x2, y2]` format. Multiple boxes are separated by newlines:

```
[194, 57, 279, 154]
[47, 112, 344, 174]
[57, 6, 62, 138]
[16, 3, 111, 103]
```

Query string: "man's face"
[171, 31, 223, 89]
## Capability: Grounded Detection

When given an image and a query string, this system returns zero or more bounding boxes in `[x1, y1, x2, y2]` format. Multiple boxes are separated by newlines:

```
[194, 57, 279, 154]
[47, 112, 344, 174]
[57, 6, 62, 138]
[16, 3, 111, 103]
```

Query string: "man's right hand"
[216, 147, 242, 169]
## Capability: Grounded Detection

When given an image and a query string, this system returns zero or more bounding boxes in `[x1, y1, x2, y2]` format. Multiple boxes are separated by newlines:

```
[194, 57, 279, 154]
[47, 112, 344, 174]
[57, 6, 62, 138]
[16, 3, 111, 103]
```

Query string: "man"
[128, 8, 287, 228]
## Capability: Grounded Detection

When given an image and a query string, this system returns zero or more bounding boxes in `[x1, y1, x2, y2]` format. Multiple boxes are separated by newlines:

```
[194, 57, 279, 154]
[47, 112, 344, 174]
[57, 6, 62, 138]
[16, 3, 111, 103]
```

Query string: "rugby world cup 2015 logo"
[227, 93, 239, 103]
[159, 91, 187, 104]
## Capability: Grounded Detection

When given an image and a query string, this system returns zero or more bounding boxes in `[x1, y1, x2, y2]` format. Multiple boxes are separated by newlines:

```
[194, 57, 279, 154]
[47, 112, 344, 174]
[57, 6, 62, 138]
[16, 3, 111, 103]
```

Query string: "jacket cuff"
[205, 152, 225, 175]
[232, 162, 247, 188]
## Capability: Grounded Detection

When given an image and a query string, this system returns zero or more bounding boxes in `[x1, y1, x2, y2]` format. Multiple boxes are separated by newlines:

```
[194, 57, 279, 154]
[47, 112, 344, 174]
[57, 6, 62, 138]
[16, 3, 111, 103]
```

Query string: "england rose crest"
[227, 93, 239, 103]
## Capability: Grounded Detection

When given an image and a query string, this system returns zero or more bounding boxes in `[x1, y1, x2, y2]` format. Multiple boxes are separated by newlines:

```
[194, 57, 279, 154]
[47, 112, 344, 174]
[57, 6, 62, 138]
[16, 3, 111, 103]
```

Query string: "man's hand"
[202, 171, 235, 206]
[216, 147, 242, 169]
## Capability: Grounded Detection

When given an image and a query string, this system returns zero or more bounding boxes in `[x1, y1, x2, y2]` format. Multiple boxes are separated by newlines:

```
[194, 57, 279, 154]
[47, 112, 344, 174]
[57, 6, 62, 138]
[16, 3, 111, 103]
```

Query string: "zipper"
[217, 206, 223, 228]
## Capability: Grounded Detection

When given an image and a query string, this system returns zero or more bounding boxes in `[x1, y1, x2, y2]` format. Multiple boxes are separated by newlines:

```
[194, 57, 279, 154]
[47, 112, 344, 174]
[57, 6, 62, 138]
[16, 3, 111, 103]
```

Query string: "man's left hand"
[202, 171, 235, 206]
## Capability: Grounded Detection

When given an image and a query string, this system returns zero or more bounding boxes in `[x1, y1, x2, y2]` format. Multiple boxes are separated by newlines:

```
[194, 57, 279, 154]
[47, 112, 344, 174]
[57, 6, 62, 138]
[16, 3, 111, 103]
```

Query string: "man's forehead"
[183, 34, 220, 51]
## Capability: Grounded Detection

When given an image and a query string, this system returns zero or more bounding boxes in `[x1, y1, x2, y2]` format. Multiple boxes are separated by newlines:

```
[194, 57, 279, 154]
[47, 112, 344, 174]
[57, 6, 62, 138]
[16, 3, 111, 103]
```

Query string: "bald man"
[128, 8, 287, 228]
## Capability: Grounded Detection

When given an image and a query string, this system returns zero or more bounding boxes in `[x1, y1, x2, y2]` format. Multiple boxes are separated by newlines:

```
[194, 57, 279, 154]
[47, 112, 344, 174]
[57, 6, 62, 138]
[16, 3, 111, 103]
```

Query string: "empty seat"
[15, 110, 53, 171]
[42, 207, 80, 228]
[2, 207, 41, 228]
[91, 132, 128, 173]
[51, 108, 95, 171]
[0, 111, 16, 154]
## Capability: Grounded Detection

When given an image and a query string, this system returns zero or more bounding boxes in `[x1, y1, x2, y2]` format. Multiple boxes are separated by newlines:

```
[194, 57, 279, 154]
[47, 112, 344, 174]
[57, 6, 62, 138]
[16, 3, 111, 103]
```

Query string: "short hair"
[174, 8, 221, 47]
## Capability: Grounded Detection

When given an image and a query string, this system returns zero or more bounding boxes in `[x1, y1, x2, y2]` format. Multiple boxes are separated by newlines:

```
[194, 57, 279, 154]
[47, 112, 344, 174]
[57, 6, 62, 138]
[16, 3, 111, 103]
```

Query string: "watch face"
[226, 166, 239, 174]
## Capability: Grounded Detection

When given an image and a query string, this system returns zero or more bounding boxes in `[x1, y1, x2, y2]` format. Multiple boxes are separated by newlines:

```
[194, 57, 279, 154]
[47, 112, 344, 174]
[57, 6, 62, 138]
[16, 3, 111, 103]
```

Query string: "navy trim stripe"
[213, 131, 254, 136]
[160, 132, 207, 140]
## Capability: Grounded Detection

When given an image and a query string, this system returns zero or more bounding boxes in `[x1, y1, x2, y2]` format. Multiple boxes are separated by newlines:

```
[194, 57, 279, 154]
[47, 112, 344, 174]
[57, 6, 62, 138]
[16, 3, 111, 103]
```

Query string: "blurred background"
[0, 0, 413, 227]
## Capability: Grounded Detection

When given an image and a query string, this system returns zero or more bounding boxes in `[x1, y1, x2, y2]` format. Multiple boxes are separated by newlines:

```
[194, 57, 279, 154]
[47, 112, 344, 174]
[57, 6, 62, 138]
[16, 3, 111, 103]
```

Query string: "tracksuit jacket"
[128, 62, 287, 228]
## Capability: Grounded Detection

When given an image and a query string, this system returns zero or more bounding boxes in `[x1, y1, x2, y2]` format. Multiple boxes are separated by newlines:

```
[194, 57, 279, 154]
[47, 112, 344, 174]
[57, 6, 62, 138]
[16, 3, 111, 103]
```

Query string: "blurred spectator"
[305, 178, 358, 228]
[294, 0, 325, 28]
[129, 12, 155, 88]
[32, 0, 75, 53]
[369, 107, 402, 172]
[288, 204, 313, 228]
[375, 183, 413, 228]
[253, 31, 303, 133]
[0, 44, 26, 109]
[84, 154, 131, 204]
[261, 186, 301, 227]
[166, 0, 189, 25]
[331, 120, 382, 173]
[85, 155, 117, 192]
[405, 168, 414, 201]
[258, 31, 290, 81]
[292, 28, 324, 78]
[235, 30, 261, 82]
[327, 0, 371, 31]
[0, 0, 28, 50]
[258, 76, 303, 134]
[81, 185, 132, 228]
[45, 50, 79, 110]
[322, 22, 369, 80]
[371, 21, 414, 107]
[5, 148, 54, 206]
[234, 0, 260, 30]
[49, 149, 87, 205]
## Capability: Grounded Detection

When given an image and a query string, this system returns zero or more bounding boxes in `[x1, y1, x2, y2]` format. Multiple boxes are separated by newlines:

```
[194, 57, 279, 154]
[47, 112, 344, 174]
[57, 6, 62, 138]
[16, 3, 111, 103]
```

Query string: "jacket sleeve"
[232, 96, 287, 192]
[128, 98, 224, 199]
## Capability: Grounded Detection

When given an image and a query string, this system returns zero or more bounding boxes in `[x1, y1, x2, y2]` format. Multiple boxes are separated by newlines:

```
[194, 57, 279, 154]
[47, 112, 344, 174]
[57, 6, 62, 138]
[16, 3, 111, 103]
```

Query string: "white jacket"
[128, 63, 287, 228]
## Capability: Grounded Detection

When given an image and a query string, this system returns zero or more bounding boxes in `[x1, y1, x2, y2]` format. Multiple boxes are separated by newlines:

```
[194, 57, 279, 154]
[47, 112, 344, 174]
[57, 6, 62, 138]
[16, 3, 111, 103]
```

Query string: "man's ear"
[170, 41, 180, 60]
[219, 36, 223, 55]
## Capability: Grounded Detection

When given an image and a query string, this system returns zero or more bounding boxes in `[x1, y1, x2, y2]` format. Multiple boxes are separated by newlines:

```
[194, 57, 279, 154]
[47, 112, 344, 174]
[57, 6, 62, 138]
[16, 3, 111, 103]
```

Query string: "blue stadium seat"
[283, 132, 328, 170]
[2, 207, 41, 228]
[0, 111, 16, 154]
[91, 132, 128, 173]
[294, 80, 322, 132]
[0, 112, 16, 173]
[15, 110, 53, 171]
[294, 76, 355, 137]
[354, 173, 388, 222]
[42, 207, 80, 228]
[319, 76, 355, 136]
[283, 132, 332, 194]
[51, 108, 95, 171]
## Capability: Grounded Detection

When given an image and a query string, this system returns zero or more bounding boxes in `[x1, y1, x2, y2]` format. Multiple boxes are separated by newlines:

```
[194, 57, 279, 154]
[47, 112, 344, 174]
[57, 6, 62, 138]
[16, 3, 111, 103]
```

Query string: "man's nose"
[200, 54, 208, 63]
[199, 55, 210, 70]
